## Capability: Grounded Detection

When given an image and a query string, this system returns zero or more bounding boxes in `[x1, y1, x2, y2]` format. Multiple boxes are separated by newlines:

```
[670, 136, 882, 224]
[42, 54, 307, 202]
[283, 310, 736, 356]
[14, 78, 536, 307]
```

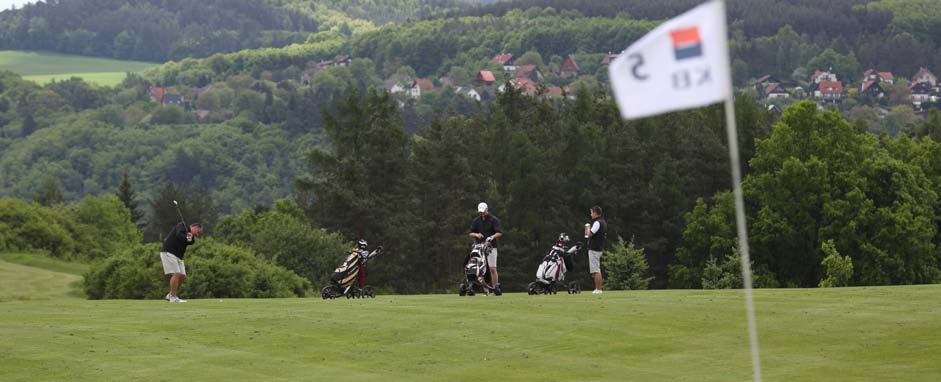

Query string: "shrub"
[0, 196, 139, 261]
[215, 203, 349, 287]
[702, 247, 751, 289]
[0, 198, 77, 258]
[819, 240, 854, 287]
[602, 237, 652, 290]
[84, 239, 309, 299]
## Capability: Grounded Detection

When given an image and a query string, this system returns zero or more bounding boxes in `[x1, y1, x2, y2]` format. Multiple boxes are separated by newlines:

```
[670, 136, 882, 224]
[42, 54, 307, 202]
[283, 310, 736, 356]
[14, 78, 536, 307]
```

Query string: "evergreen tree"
[296, 87, 418, 291]
[116, 171, 144, 227]
[34, 177, 64, 206]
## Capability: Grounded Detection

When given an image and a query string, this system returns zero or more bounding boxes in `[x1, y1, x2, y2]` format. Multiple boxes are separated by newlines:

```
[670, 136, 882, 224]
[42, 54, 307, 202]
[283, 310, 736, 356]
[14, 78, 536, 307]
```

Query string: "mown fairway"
[0, 51, 156, 86]
[1, 253, 939, 381]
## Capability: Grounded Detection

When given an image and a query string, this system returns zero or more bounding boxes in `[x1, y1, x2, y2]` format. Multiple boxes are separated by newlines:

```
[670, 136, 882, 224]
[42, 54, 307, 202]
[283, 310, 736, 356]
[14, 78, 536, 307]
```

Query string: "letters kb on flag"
[609, 0, 731, 120]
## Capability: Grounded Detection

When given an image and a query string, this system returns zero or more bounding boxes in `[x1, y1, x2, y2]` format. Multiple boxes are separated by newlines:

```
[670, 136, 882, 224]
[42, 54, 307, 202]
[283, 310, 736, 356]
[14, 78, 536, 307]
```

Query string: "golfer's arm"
[175, 226, 188, 241]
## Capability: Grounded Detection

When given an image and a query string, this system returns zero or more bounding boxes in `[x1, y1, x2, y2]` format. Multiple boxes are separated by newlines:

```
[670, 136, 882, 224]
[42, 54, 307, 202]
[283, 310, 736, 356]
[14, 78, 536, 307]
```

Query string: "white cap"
[477, 202, 488, 212]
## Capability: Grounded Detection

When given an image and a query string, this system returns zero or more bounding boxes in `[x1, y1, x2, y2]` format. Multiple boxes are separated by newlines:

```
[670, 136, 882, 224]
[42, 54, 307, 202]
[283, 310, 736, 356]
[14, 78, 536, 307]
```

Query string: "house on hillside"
[455, 86, 481, 101]
[912, 67, 937, 88]
[384, 79, 407, 95]
[763, 83, 790, 99]
[163, 94, 185, 107]
[333, 55, 352, 66]
[498, 78, 536, 95]
[492, 53, 516, 71]
[149, 87, 186, 107]
[752, 75, 781, 95]
[149, 87, 166, 104]
[559, 55, 580, 77]
[815, 81, 843, 102]
[859, 79, 885, 98]
[911, 82, 933, 108]
[811, 69, 838, 84]
[752, 74, 780, 86]
[409, 79, 434, 98]
[862, 69, 894, 85]
[600, 52, 618, 66]
[515, 65, 543, 81]
[477, 70, 496, 85]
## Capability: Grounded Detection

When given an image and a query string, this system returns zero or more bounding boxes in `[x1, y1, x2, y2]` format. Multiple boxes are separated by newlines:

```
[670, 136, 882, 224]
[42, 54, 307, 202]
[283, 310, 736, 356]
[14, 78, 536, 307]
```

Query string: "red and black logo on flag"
[670, 26, 702, 60]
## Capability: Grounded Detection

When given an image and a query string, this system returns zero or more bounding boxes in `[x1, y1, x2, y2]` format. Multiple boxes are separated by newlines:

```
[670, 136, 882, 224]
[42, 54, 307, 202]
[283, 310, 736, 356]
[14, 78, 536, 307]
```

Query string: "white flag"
[609, 0, 731, 120]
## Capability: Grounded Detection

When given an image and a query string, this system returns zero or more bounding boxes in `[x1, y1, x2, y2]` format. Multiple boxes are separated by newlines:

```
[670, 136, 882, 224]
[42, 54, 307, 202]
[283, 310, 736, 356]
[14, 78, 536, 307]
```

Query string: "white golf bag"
[529, 234, 582, 295]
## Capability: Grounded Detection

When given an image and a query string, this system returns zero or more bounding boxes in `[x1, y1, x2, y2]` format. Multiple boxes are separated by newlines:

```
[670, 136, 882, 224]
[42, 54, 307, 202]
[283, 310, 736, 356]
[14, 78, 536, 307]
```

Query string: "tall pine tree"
[116, 171, 144, 227]
[34, 176, 64, 206]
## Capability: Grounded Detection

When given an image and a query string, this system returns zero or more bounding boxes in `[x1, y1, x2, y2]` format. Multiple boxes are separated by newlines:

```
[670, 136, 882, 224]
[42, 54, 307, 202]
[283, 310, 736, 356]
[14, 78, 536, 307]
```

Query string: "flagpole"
[715, 0, 762, 379]
[607, 0, 762, 378]
[723, 80, 763, 382]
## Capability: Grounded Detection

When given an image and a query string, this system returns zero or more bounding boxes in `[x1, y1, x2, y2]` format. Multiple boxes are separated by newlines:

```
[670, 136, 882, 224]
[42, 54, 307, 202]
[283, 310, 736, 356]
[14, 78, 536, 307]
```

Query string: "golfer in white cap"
[468, 202, 504, 293]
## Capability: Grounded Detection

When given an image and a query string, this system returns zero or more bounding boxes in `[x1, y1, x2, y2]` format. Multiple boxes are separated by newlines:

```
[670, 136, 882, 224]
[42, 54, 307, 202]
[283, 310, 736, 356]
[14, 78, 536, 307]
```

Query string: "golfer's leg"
[594, 272, 602, 290]
[170, 273, 181, 296]
[488, 248, 498, 287]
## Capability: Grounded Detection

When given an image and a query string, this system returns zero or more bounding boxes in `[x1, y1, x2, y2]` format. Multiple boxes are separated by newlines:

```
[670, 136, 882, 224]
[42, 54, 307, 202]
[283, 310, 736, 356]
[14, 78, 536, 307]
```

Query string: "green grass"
[0, 253, 85, 300]
[1, 257, 939, 381]
[0, 50, 157, 86]
[0, 252, 89, 276]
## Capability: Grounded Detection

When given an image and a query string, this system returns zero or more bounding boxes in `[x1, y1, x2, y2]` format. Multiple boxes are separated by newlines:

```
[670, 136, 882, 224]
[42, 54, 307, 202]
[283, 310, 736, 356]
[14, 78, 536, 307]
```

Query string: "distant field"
[0, 51, 157, 86]
[1, 253, 939, 381]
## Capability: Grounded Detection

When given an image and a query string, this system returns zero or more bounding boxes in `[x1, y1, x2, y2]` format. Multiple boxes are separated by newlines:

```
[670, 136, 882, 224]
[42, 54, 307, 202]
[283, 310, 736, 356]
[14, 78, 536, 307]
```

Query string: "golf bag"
[528, 234, 582, 295]
[458, 240, 500, 296]
[321, 241, 383, 299]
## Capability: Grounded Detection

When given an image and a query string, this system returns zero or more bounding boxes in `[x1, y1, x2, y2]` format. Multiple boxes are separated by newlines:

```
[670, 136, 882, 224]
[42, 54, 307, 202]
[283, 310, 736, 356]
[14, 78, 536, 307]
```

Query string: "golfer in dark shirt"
[160, 222, 203, 303]
[469, 202, 503, 290]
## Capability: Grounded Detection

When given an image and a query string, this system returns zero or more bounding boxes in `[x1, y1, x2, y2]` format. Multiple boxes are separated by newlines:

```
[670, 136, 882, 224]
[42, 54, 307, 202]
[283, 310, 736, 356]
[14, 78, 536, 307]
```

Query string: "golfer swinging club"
[160, 202, 203, 302]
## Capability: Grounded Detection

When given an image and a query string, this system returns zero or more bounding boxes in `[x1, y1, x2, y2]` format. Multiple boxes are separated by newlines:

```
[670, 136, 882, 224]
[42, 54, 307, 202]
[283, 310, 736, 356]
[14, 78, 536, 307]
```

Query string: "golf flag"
[609, 0, 731, 120]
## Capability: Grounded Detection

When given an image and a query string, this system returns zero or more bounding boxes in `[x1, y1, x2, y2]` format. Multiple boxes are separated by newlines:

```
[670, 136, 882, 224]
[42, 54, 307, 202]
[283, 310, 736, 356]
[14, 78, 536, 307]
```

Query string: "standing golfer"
[160, 222, 203, 303]
[469, 202, 503, 294]
[586, 206, 607, 294]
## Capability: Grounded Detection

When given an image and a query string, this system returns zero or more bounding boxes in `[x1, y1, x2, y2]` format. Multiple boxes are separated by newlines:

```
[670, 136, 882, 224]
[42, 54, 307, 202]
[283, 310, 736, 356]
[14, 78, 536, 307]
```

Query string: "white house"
[912, 67, 937, 88]
[455, 86, 481, 101]
[384, 80, 407, 95]
[811, 69, 838, 84]
[492, 53, 516, 72]
[409, 79, 434, 98]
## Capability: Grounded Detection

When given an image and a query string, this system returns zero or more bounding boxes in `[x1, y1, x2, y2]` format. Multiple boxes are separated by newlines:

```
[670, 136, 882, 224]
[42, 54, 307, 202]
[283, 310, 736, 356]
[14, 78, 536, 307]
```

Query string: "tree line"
[0, 0, 486, 62]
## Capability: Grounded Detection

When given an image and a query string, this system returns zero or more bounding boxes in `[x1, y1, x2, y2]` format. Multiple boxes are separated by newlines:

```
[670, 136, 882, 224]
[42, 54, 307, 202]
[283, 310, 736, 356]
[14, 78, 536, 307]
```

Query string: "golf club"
[172, 200, 187, 227]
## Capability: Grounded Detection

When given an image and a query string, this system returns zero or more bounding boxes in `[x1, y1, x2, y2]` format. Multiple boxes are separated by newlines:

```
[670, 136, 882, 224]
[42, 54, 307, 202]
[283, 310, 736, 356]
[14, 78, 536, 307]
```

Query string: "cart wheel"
[321, 286, 334, 300]
[459, 283, 467, 296]
[363, 286, 376, 298]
